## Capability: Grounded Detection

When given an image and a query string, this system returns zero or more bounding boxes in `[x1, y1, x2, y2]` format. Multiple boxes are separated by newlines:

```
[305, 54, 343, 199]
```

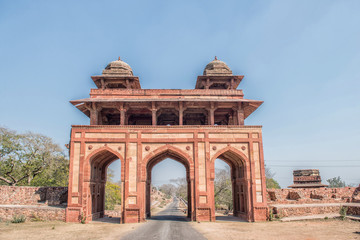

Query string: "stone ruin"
[288, 169, 328, 188]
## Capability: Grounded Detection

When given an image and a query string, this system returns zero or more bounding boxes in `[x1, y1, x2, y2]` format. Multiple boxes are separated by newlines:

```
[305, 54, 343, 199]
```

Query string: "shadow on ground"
[216, 215, 246, 222]
[148, 214, 189, 222]
[92, 217, 121, 224]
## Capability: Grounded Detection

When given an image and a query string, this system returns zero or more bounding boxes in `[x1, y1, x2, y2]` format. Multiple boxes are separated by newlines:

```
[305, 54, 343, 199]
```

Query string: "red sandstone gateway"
[65, 57, 267, 223]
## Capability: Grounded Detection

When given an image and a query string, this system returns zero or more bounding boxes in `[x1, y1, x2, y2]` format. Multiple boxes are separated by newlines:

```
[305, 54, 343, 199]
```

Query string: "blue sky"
[0, 0, 359, 187]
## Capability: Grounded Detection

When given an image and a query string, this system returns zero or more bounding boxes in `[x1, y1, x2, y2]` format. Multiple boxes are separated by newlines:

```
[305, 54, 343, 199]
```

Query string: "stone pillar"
[151, 102, 157, 126]
[237, 103, 244, 125]
[179, 102, 184, 125]
[89, 103, 99, 125]
[119, 103, 126, 125]
[126, 79, 131, 89]
[205, 78, 210, 89]
[209, 102, 215, 125]
[230, 78, 234, 89]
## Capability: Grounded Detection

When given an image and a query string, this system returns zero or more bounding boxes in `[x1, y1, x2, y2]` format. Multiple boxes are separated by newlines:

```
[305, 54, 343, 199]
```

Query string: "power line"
[267, 165, 360, 167]
[266, 160, 359, 162]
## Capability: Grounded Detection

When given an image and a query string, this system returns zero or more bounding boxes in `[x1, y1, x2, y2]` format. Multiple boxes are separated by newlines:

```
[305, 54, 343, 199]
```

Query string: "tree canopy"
[327, 176, 346, 188]
[265, 165, 281, 189]
[105, 168, 121, 210]
[0, 127, 68, 186]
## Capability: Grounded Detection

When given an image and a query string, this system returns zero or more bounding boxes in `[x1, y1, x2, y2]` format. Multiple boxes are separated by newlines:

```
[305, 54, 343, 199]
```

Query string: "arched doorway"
[87, 149, 124, 222]
[144, 147, 193, 220]
[214, 159, 233, 217]
[212, 149, 249, 220]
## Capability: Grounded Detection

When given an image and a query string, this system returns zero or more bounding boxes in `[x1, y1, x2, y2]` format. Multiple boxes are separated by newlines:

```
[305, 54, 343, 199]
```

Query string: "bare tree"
[214, 166, 232, 210]
[158, 183, 176, 198]
[170, 177, 187, 200]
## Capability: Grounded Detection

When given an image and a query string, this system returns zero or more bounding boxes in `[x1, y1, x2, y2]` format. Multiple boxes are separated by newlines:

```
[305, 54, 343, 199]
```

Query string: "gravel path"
[121, 198, 206, 240]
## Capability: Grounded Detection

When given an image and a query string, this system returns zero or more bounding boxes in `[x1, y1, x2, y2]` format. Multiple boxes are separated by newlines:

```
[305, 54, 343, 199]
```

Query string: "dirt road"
[121, 198, 206, 240]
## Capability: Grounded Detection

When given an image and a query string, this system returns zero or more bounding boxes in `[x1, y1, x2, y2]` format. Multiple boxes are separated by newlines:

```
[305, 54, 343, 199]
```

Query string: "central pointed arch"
[143, 145, 194, 219]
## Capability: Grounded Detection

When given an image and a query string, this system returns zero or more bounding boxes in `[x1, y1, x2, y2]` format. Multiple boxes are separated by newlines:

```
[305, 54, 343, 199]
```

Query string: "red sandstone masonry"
[0, 186, 67, 222]
[267, 187, 359, 204]
[0, 186, 68, 206]
[267, 187, 360, 219]
[0, 206, 65, 221]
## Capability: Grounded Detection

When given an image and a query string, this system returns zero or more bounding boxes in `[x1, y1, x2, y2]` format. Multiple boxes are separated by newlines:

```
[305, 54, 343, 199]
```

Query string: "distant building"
[288, 169, 328, 188]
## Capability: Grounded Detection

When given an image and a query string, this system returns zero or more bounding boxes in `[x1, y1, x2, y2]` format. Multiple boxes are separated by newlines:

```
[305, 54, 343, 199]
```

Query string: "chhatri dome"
[102, 57, 133, 76]
[203, 56, 233, 76]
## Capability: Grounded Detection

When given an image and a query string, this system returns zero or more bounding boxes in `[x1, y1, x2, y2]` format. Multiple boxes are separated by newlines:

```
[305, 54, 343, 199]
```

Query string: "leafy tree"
[265, 165, 281, 189]
[105, 169, 121, 210]
[0, 127, 68, 186]
[266, 178, 281, 189]
[327, 176, 346, 188]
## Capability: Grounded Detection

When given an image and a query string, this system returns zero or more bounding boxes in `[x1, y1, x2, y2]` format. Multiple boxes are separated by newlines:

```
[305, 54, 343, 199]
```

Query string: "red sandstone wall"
[0, 206, 65, 221]
[0, 186, 68, 206]
[0, 186, 67, 222]
[267, 187, 360, 204]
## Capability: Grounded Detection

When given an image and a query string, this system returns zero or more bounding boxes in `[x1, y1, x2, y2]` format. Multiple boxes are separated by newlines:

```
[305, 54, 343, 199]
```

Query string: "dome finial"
[118, 56, 121, 61]
[214, 56, 217, 60]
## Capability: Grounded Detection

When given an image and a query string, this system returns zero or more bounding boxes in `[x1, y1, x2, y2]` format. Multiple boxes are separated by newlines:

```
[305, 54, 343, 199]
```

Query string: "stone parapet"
[89, 88, 244, 97]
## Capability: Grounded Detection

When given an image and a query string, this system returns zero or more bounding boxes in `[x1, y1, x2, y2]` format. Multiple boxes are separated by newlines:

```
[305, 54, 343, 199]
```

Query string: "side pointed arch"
[210, 146, 249, 166]
[84, 146, 125, 182]
[210, 146, 250, 180]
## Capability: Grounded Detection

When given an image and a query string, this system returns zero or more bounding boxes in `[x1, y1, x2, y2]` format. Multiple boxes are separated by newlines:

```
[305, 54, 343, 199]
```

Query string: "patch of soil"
[191, 219, 360, 240]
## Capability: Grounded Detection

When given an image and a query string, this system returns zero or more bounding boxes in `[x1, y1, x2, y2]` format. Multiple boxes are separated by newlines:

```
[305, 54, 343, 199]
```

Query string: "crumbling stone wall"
[0, 205, 65, 221]
[0, 186, 67, 222]
[267, 186, 359, 204]
[0, 186, 68, 206]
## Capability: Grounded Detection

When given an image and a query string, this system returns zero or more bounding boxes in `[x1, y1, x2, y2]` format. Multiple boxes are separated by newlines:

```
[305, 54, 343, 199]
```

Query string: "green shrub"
[11, 215, 26, 223]
[268, 208, 274, 221]
[80, 213, 86, 224]
[30, 213, 43, 222]
[340, 206, 348, 220]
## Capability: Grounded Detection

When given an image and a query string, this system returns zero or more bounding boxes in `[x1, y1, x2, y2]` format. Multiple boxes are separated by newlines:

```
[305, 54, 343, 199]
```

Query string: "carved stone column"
[119, 103, 126, 125]
[237, 102, 244, 125]
[179, 102, 184, 125]
[209, 102, 215, 125]
[151, 102, 157, 126]
[86, 102, 99, 125]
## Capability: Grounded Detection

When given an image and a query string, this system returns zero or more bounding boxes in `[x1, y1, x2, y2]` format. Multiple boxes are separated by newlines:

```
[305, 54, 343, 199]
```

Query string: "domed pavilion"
[66, 56, 267, 224]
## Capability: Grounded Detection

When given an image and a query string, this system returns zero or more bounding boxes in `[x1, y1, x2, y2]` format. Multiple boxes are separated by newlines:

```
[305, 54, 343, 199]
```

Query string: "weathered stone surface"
[267, 186, 360, 219]
[0, 186, 67, 206]
[0, 205, 65, 222]
[0, 186, 67, 222]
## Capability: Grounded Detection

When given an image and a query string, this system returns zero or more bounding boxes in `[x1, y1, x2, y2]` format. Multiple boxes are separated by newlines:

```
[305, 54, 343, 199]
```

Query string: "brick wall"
[0, 205, 65, 221]
[0, 186, 68, 206]
[267, 186, 360, 204]
[0, 186, 67, 222]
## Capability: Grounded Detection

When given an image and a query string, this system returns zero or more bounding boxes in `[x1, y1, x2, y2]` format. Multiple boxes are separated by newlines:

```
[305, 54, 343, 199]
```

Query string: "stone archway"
[84, 148, 124, 222]
[142, 145, 195, 220]
[210, 147, 251, 221]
